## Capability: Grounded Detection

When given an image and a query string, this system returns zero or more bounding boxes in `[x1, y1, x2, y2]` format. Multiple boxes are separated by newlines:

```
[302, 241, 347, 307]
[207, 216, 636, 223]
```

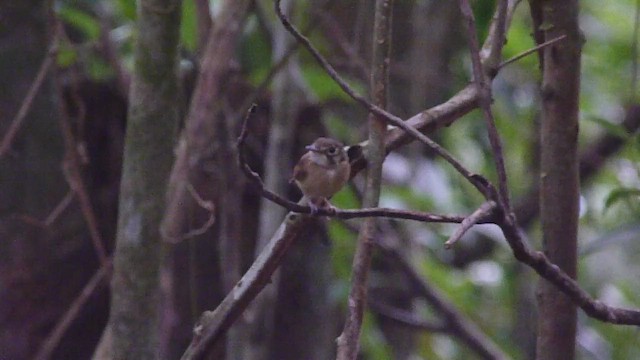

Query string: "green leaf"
[180, 0, 197, 51]
[604, 187, 640, 211]
[56, 44, 78, 67]
[58, 7, 101, 40]
[117, 0, 137, 20]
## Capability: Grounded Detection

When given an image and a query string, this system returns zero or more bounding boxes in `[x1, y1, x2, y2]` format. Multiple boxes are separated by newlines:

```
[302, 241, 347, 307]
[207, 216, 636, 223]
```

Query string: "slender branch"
[498, 35, 567, 69]
[444, 201, 497, 249]
[459, 0, 511, 210]
[0, 33, 58, 158]
[336, 0, 392, 355]
[497, 215, 640, 325]
[34, 260, 112, 360]
[44, 191, 75, 226]
[53, 22, 110, 267]
[375, 238, 510, 360]
[162, 183, 217, 243]
[180, 212, 310, 359]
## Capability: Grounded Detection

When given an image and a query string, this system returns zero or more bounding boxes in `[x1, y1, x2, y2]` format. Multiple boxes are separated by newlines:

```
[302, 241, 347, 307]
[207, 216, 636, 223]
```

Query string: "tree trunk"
[100, 0, 182, 358]
[532, 0, 582, 359]
[336, 0, 393, 358]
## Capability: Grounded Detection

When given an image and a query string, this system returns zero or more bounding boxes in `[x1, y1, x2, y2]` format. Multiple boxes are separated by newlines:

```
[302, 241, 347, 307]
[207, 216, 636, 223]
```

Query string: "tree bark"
[101, 0, 182, 358]
[532, 0, 582, 359]
[336, 0, 393, 358]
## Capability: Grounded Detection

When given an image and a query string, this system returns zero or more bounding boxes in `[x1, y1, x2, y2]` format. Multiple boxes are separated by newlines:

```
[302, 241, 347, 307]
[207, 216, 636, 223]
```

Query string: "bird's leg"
[319, 198, 336, 213]
[308, 197, 322, 215]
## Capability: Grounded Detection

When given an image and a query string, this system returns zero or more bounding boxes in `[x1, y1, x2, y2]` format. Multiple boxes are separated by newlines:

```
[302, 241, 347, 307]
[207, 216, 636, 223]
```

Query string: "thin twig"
[162, 183, 217, 243]
[444, 201, 497, 249]
[53, 26, 109, 266]
[44, 191, 75, 226]
[375, 237, 510, 360]
[34, 260, 112, 360]
[336, 0, 393, 354]
[497, 214, 640, 325]
[498, 35, 567, 69]
[0, 37, 58, 158]
[459, 0, 511, 210]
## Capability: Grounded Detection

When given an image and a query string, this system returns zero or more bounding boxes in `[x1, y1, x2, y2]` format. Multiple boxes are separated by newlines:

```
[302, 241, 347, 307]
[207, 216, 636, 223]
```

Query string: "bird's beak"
[305, 145, 320, 152]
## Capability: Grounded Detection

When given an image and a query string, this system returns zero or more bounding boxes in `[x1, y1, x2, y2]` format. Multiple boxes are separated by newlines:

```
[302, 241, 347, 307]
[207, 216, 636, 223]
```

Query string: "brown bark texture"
[532, 0, 582, 359]
[103, 0, 182, 358]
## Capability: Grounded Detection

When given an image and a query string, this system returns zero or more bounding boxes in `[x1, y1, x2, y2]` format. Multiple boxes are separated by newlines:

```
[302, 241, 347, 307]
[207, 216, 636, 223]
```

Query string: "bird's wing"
[290, 159, 308, 184]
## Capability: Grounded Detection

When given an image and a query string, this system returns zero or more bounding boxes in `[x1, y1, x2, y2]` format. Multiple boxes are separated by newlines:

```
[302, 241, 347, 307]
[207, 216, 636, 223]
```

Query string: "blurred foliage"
[53, 0, 640, 358]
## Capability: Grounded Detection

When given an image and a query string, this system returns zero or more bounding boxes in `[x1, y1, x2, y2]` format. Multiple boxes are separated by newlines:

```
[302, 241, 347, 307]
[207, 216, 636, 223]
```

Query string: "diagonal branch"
[459, 0, 511, 210]
[444, 201, 497, 249]
[375, 238, 510, 360]
[499, 35, 567, 70]
[497, 215, 640, 325]
[0, 31, 59, 159]
[34, 260, 112, 360]
[336, 0, 392, 355]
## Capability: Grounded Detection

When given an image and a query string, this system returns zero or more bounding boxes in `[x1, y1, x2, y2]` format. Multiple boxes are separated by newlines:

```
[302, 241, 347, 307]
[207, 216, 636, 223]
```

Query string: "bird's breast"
[296, 161, 349, 198]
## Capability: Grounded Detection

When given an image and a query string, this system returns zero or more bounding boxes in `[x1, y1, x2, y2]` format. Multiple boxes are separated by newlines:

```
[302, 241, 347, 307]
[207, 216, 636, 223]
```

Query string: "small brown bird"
[290, 137, 350, 214]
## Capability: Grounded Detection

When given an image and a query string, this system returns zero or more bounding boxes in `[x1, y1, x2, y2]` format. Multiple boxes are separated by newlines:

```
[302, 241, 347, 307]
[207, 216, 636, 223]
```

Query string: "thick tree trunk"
[532, 0, 582, 359]
[100, 0, 182, 358]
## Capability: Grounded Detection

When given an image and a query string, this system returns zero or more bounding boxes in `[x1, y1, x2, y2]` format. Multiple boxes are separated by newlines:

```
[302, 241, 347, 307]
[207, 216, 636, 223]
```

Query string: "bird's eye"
[327, 147, 338, 156]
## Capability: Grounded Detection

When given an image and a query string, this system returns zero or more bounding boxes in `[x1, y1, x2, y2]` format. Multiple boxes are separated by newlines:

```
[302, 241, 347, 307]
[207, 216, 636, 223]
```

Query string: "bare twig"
[162, 183, 217, 243]
[0, 36, 58, 158]
[34, 260, 112, 360]
[336, 0, 392, 355]
[497, 215, 640, 325]
[180, 212, 311, 359]
[14, 191, 77, 229]
[498, 35, 567, 69]
[444, 201, 497, 249]
[44, 191, 75, 226]
[459, 0, 511, 210]
[53, 32, 109, 266]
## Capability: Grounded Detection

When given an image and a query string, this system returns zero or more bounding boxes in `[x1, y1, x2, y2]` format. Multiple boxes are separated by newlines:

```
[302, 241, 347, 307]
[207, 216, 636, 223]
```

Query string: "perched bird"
[290, 137, 350, 214]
